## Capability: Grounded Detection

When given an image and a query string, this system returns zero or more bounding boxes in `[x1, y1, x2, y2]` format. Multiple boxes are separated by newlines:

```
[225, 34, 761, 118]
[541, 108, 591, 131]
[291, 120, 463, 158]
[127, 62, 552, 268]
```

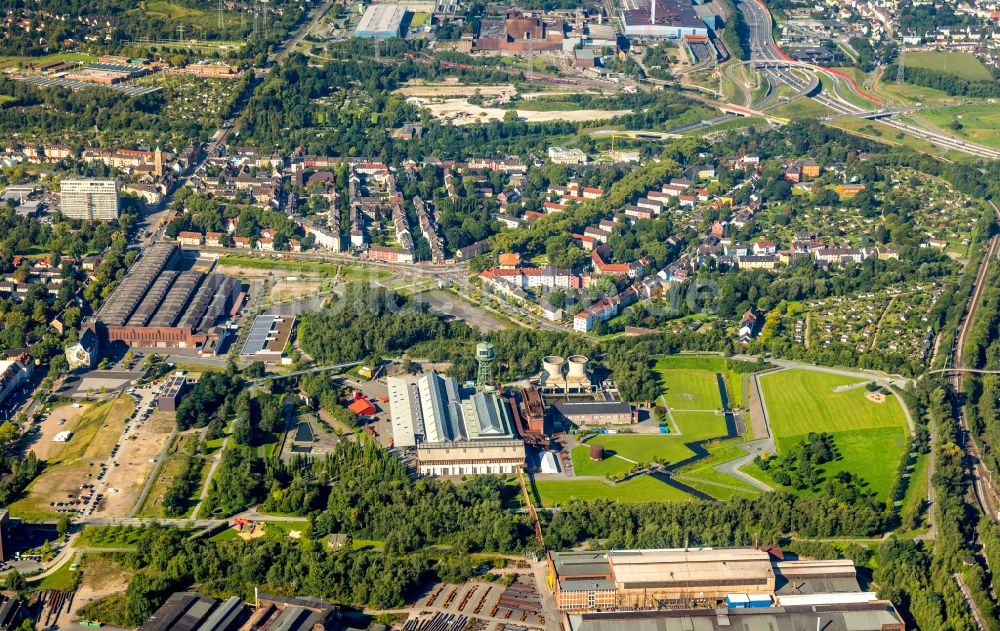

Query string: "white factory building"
[387, 372, 526, 476]
[620, 0, 709, 39]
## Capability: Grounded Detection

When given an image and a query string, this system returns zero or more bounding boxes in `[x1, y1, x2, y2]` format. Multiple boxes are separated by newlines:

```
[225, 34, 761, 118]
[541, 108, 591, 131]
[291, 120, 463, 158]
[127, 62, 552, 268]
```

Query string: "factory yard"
[403, 572, 551, 631]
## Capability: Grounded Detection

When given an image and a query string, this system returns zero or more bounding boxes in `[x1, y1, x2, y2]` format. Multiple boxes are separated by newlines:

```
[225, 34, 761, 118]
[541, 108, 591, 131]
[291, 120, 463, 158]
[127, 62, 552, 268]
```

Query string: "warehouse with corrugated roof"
[83, 243, 243, 354]
[353, 4, 409, 39]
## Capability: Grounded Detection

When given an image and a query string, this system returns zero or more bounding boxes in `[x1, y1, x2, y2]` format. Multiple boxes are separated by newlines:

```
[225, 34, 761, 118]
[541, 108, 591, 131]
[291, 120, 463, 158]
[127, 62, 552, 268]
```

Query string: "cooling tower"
[542, 355, 566, 387]
[566, 355, 590, 385]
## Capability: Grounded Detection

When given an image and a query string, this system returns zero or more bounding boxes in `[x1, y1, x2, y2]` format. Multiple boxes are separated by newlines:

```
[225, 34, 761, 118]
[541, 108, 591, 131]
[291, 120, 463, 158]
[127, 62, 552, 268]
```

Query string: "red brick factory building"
[78, 243, 243, 356]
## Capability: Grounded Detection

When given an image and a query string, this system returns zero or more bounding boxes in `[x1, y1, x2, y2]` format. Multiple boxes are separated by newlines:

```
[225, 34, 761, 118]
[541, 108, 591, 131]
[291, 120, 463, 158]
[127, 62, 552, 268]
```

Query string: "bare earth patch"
[407, 97, 630, 124]
[96, 411, 175, 517]
[56, 555, 133, 627]
[22, 402, 90, 461]
[268, 280, 326, 303]
[396, 79, 515, 97]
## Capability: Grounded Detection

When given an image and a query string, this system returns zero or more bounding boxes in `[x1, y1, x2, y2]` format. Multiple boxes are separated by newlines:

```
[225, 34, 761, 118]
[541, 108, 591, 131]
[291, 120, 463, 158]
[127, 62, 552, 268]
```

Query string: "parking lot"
[89, 382, 175, 517]
[56, 370, 144, 399]
[10, 378, 175, 519]
[21, 402, 90, 461]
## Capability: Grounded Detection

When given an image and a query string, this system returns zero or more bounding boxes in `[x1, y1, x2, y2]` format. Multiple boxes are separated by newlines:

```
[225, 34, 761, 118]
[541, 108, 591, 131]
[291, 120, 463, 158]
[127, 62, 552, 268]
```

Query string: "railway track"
[951, 201, 1000, 524]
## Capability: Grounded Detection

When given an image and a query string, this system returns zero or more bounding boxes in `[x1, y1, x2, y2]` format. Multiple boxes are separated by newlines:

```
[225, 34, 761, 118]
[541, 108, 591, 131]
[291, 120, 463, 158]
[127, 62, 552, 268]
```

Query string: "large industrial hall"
[387, 370, 526, 476]
[547, 547, 905, 631]
[82, 243, 244, 353]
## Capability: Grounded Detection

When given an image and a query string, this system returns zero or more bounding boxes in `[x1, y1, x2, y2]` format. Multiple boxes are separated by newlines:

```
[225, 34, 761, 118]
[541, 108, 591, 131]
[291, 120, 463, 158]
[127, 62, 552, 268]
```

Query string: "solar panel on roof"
[241, 315, 277, 356]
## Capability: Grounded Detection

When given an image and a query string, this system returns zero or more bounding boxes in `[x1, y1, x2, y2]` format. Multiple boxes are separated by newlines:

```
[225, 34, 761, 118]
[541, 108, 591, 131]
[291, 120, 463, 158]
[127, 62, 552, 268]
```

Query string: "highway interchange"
[736, 0, 1000, 160]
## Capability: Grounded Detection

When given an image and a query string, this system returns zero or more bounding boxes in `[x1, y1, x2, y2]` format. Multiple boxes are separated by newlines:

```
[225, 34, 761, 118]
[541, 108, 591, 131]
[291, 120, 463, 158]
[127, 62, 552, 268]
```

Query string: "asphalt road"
[739, 0, 1000, 159]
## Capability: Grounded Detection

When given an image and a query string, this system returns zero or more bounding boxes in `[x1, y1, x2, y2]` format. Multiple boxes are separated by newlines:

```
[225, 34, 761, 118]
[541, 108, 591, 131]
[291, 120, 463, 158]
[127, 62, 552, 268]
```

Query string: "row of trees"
[888, 64, 1000, 98]
[719, 0, 749, 60]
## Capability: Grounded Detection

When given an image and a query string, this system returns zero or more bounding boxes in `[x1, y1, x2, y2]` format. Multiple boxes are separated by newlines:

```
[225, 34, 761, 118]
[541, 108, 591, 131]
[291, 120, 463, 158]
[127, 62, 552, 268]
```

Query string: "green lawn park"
[749, 369, 910, 501]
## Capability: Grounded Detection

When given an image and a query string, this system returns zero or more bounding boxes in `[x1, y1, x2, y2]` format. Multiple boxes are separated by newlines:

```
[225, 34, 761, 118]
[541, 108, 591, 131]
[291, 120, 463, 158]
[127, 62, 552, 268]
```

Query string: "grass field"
[830, 66, 866, 84]
[760, 370, 908, 435]
[918, 105, 1000, 150]
[31, 558, 81, 592]
[671, 411, 730, 441]
[571, 407, 733, 475]
[143, 1, 208, 19]
[673, 441, 761, 500]
[691, 116, 769, 136]
[874, 79, 954, 106]
[534, 474, 692, 506]
[822, 74, 877, 111]
[653, 355, 745, 409]
[753, 370, 909, 500]
[903, 51, 993, 81]
[217, 255, 389, 281]
[570, 445, 636, 477]
[575, 434, 694, 468]
[676, 466, 760, 500]
[829, 116, 958, 157]
[659, 369, 722, 411]
[772, 94, 834, 119]
[53, 399, 132, 465]
[752, 427, 908, 501]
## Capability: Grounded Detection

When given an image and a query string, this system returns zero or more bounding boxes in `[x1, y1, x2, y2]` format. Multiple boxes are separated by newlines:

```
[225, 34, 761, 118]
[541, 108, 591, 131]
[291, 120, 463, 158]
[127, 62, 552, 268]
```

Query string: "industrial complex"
[563, 600, 906, 631]
[384, 344, 638, 476]
[620, 0, 709, 39]
[78, 243, 243, 356]
[239, 315, 296, 364]
[353, 4, 410, 39]
[387, 370, 526, 475]
[549, 547, 905, 631]
[139, 592, 342, 631]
